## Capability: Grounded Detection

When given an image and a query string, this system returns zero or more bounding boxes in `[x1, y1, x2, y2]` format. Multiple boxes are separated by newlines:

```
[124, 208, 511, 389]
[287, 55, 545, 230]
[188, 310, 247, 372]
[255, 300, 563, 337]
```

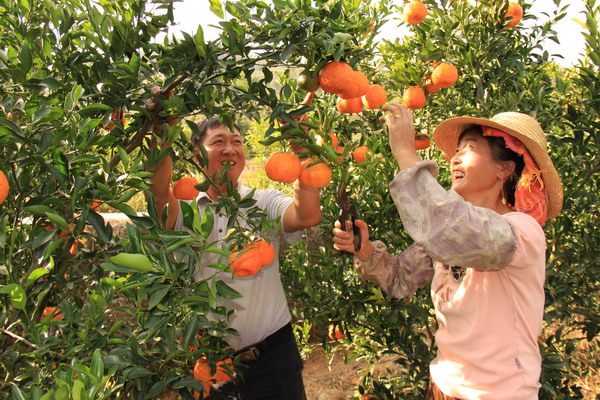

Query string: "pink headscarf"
[483, 127, 549, 226]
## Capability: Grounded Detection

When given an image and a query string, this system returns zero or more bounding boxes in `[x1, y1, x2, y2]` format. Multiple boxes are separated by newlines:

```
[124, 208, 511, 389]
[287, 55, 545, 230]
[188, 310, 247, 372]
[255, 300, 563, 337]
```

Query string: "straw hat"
[433, 112, 563, 220]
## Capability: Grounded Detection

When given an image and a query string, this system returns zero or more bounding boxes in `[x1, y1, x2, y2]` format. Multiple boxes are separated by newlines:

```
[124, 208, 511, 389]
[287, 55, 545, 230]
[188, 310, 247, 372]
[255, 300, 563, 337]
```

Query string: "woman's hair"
[459, 125, 525, 206]
[191, 116, 242, 148]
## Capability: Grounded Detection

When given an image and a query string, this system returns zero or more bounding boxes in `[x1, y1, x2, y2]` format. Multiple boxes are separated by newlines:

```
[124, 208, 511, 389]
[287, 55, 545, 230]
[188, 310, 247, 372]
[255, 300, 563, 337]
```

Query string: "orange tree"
[0, 0, 392, 398]
[278, 0, 598, 399]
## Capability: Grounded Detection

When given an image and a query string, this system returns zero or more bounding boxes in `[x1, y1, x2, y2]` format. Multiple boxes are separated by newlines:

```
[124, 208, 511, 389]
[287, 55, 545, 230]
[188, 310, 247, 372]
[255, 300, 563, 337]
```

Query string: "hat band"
[483, 127, 549, 226]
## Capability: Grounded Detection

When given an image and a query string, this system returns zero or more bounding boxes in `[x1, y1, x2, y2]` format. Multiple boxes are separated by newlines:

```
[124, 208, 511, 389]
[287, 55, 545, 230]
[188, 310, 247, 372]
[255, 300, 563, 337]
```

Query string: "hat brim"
[433, 116, 563, 220]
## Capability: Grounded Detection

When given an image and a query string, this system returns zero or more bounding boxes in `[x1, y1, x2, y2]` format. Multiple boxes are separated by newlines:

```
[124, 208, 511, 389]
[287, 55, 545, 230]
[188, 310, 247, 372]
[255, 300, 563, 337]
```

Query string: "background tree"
[0, 0, 597, 399]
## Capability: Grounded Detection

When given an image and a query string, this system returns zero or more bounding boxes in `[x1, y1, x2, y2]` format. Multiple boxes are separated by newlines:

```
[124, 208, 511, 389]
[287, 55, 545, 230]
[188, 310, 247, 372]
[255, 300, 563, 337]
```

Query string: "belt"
[233, 323, 293, 363]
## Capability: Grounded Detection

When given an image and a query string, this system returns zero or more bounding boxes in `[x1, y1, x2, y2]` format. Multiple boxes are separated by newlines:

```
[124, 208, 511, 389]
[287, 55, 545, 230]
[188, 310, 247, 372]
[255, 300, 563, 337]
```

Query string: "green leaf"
[0, 283, 26, 310]
[31, 229, 56, 250]
[86, 210, 111, 243]
[146, 377, 179, 398]
[108, 253, 157, 272]
[125, 366, 153, 379]
[0, 118, 27, 143]
[72, 380, 85, 400]
[111, 202, 137, 216]
[45, 211, 69, 231]
[195, 26, 207, 58]
[65, 85, 85, 112]
[32, 107, 52, 124]
[208, 276, 217, 309]
[148, 286, 170, 309]
[26, 268, 49, 289]
[91, 349, 104, 379]
[182, 316, 199, 349]
[216, 280, 242, 300]
[19, 43, 32, 73]
[24, 205, 55, 216]
[117, 146, 129, 168]
[103, 355, 131, 371]
[10, 385, 27, 400]
[209, 0, 224, 18]
[199, 207, 214, 238]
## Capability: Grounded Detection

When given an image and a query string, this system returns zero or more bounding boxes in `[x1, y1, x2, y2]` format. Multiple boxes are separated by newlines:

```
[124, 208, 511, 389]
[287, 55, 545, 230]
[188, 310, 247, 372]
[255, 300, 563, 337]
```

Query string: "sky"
[160, 0, 588, 67]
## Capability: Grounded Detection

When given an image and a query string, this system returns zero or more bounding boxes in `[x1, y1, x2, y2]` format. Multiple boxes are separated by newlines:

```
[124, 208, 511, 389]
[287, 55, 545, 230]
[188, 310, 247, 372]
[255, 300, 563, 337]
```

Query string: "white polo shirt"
[174, 184, 301, 351]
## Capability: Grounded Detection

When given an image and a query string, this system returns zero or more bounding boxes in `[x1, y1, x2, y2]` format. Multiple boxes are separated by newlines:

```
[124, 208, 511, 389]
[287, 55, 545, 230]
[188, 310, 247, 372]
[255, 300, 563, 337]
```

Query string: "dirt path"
[303, 347, 368, 400]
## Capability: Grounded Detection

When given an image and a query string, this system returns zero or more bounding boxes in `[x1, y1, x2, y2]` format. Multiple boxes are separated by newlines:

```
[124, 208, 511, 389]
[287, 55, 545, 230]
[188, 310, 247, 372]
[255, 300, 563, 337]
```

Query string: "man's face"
[200, 124, 246, 187]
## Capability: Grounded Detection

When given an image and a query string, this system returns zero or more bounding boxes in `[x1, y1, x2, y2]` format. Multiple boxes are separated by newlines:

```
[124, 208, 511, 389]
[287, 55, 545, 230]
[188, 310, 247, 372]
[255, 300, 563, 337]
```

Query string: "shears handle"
[338, 213, 362, 253]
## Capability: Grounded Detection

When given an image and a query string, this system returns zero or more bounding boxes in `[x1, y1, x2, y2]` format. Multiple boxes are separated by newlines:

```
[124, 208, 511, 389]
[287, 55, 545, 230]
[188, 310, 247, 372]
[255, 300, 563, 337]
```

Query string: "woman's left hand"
[380, 103, 421, 170]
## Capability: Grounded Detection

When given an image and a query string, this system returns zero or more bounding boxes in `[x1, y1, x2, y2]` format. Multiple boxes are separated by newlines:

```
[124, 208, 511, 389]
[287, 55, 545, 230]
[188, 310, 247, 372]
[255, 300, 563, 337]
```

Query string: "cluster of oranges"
[265, 152, 333, 188]
[403, 0, 523, 28]
[400, 1, 524, 110]
[317, 61, 388, 114]
[402, 62, 459, 110]
[229, 239, 276, 277]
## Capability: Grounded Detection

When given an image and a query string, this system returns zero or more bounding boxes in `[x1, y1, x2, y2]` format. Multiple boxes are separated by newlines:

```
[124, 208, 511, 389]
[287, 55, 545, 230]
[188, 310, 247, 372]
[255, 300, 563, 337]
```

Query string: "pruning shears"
[337, 180, 362, 253]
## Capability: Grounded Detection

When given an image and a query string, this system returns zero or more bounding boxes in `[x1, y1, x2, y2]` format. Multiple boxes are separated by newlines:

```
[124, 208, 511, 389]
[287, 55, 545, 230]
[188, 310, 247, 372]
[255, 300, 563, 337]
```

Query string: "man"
[149, 115, 321, 399]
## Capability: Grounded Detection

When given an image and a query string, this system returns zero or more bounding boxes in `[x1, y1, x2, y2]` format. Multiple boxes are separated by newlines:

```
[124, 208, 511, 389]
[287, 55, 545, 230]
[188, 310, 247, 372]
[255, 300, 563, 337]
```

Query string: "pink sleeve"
[354, 241, 434, 299]
[502, 213, 546, 269]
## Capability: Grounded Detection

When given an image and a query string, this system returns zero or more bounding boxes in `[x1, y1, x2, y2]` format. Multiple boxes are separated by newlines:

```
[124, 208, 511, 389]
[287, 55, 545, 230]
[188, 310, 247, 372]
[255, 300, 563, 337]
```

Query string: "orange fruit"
[415, 134, 431, 150]
[362, 84, 387, 109]
[316, 132, 339, 148]
[265, 152, 302, 183]
[339, 71, 370, 99]
[425, 82, 440, 94]
[318, 61, 354, 95]
[504, 2, 523, 28]
[0, 170, 8, 205]
[353, 146, 372, 163]
[104, 110, 126, 131]
[335, 146, 346, 163]
[404, 1, 428, 25]
[299, 159, 332, 188]
[336, 97, 364, 114]
[402, 87, 426, 110]
[91, 200, 100, 211]
[297, 72, 320, 92]
[229, 242, 263, 277]
[193, 358, 232, 396]
[41, 307, 63, 320]
[431, 63, 458, 88]
[257, 239, 276, 266]
[328, 325, 345, 340]
[173, 176, 200, 200]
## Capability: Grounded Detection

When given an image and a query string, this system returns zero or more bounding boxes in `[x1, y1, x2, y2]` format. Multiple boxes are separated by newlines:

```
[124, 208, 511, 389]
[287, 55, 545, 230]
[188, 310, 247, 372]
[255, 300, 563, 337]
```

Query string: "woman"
[333, 103, 563, 399]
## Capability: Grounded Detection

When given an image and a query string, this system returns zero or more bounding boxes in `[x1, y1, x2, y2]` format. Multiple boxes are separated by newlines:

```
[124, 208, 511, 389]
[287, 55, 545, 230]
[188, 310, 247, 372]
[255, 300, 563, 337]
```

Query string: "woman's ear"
[497, 160, 516, 180]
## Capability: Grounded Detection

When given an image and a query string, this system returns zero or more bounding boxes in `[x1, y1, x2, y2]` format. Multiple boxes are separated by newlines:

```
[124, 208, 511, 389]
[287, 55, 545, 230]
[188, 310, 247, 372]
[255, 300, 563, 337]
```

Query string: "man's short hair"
[191, 116, 241, 148]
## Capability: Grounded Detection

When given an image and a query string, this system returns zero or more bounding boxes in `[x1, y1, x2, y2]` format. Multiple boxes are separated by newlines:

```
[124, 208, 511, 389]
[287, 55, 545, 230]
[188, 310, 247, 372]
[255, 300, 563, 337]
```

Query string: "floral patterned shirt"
[355, 160, 518, 296]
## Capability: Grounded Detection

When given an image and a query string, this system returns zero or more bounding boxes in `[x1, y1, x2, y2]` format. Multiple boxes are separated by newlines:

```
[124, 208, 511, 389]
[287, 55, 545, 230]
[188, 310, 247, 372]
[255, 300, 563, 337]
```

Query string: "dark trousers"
[206, 324, 306, 400]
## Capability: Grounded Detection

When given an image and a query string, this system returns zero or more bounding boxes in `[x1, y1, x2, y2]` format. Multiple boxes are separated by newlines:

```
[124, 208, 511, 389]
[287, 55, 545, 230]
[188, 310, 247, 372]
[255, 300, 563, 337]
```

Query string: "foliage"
[0, 0, 597, 398]
[0, 0, 391, 397]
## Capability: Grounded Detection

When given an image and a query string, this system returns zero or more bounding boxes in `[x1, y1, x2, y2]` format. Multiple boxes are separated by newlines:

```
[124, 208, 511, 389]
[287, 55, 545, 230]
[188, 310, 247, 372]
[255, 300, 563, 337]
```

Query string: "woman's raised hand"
[333, 219, 374, 261]
[380, 103, 421, 170]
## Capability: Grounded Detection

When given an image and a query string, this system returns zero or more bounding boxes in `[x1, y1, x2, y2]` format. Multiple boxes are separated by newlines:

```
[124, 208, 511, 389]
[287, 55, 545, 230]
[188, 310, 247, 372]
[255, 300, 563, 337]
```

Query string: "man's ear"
[497, 160, 516, 180]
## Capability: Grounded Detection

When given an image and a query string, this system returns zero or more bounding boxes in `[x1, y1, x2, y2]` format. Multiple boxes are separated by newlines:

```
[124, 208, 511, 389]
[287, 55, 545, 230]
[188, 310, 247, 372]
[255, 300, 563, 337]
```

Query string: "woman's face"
[450, 131, 504, 203]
